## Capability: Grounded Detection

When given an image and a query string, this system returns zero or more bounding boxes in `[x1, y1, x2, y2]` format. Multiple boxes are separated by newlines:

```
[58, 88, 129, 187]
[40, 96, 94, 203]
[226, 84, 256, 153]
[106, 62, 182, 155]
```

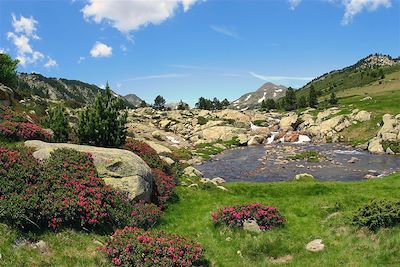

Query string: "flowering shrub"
[211, 203, 285, 230]
[100, 226, 205, 266]
[123, 139, 169, 170]
[0, 147, 162, 231]
[151, 168, 176, 208]
[0, 106, 28, 123]
[0, 121, 52, 141]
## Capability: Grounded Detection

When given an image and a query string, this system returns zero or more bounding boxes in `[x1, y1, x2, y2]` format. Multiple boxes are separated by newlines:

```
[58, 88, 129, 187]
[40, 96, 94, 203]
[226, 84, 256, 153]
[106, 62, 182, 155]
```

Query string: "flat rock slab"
[25, 140, 153, 201]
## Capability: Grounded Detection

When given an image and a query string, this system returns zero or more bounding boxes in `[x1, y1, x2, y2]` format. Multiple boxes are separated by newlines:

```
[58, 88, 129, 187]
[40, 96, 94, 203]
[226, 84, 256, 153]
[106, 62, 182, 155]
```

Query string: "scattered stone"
[360, 96, 372, 101]
[243, 219, 261, 233]
[269, 255, 294, 264]
[188, 183, 199, 188]
[93, 240, 104, 246]
[216, 185, 228, 191]
[294, 173, 316, 182]
[160, 155, 175, 165]
[152, 130, 166, 141]
[364, 174, 378, 179]
[347, 157, 359, 163]
[354, 110, 371, 122]
[247, 135, 264, 146]
[368, 137, 384, 154]
[306, 239, 325, 252]
[12, 236, 29, 248]
[32, 240, 49, 253]
[183, 166, 203, 177]
[225, 237, 232, 241]
[211, 177, 226, 185]
[386, 147, 395, 155]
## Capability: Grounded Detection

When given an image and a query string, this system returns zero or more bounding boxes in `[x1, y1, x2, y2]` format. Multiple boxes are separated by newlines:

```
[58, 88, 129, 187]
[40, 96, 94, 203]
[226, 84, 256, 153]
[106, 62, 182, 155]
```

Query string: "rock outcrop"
[24, 140, 153, 200]
[0, 83, 14, 107]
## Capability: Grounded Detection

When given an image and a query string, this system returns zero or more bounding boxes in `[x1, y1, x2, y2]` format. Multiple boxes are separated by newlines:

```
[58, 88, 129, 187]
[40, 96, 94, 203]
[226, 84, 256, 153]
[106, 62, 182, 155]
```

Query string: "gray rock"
[243, 219, 261, 233]
[184, 166, 203, 178]
[24, 140, 153, 201]
[306, 239, 325, 252]
[32, 240, 49, 253]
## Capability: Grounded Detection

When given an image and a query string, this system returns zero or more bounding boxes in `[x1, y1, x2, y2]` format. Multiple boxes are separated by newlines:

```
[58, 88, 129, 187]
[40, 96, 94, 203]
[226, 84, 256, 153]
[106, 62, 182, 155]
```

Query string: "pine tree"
[283, 87, 297, 111]
[262, 98, 277, 110]
[153, 95, 166, 110]
[77, 83, 127, 148]
[177, 100, 189, 110]
[297, 95, 308, 109]
[309, 85, 318, 108]
[221, 98, 230, 108]
[213, 97, 222, 110]
[139, 100, 147, 108]
[0, 53, 19, 89]
[328, 92, 338, 105]
[48, 105, 69, 142]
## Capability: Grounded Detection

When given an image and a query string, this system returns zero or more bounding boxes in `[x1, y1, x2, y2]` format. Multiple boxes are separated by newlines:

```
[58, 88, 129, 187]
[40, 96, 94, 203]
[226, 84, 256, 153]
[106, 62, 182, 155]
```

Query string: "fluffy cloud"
[342, 0, 392, 25]
[7, 14, 56, 68]
[288, 0, 302, 10]
[11, 13, 40, 39]
[90, 42, 112, 58]
[82, 0, 200, 33]
[44, 57, 58, 69]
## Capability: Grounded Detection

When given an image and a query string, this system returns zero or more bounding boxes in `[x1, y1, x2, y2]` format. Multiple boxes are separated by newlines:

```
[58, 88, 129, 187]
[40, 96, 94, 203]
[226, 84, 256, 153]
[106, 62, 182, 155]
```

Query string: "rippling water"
[197, 143, 400, 182]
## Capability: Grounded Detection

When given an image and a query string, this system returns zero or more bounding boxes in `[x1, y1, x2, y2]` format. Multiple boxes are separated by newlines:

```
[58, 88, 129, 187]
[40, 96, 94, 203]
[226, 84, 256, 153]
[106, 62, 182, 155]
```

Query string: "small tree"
[0, 53, 19, 89]
[153, 95, 166, 110]
[262, 99, 277, 110]
[77, 83, 127, 148]
[328, 92, 338, 106]
[48, 105, 69, 142]
[221, 98, 230, 108]
[139, 100, 147, 108]
[213, 97, 222, 110]
[308, 85, 318, 108]
[177, 100, 189, 110]
[297, 95, 308, 109]
[283, 87, 297, 111]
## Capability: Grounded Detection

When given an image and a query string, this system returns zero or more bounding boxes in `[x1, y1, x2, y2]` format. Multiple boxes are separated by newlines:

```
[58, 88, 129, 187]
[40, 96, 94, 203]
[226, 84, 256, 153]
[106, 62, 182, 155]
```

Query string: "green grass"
[157, 173, 400, 266]
[195, 137, 240, 160]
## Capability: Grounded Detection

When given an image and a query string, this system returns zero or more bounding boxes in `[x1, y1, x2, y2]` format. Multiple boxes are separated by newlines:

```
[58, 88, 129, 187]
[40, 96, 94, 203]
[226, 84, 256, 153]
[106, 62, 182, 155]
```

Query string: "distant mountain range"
[230, 82, 287, 110]
[15, 73, 141, 108]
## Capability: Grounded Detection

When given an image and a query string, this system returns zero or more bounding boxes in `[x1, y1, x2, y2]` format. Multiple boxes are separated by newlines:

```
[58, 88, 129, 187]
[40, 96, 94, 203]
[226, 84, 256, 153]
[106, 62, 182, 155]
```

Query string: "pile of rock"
[368, 114, 400, 154]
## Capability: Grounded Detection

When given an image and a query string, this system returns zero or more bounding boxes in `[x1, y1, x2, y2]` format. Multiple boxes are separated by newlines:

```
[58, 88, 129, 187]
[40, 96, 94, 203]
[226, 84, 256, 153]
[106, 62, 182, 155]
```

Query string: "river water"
[197, 143, 400, 182]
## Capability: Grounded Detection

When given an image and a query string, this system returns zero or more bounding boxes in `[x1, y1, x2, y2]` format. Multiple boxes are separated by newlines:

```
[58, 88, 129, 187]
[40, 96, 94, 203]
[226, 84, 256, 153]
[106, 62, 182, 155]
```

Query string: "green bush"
[382, 141, 400, 153]
[77, 83, 127, 148]
[197, 116, 208, 125]
[353, 199, 400, 231]
[288, 150, 320, 162]
[47, 105, 69, 142]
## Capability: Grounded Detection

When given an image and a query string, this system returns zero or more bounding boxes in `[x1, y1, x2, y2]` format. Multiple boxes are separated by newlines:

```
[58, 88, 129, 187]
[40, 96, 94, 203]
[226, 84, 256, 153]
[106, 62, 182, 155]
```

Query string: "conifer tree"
[309, 85, 318, 108]
[48, 105, 69, 142]
[283, 87, 297, 111]
[77, 83, 127, 147]
[328, 92, 338, 105]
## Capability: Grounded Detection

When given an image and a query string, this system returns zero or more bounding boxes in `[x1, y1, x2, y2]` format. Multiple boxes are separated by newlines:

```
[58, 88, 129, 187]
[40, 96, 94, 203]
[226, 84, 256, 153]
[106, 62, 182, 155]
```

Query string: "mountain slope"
[16, 73, 133, 107]
[230, 82, 287, 110]
[123, 94, 142, 107]
[297, 54, 400, 98]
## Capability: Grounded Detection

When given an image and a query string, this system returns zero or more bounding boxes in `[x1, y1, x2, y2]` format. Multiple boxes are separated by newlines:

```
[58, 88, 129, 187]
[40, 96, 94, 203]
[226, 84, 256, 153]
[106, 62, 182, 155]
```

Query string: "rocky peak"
[356, 54, 397, 69]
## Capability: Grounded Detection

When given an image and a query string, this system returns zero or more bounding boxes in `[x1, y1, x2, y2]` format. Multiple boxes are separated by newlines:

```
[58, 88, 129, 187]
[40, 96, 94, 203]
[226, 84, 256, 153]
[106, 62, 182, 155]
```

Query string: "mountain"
[230, 82, 287, 110]
[15, 73, 133, 107]
[123, 94, 142, 107]
[297, 54, 400, 98]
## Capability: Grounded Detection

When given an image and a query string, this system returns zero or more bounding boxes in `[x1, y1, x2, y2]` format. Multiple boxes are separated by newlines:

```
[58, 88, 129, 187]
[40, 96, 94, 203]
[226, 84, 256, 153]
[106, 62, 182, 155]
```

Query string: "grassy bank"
[1, 174, 399, 266]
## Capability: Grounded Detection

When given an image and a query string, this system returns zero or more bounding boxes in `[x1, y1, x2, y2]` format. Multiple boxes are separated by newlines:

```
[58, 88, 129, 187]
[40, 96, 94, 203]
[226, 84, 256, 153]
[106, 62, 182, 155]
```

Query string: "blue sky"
[1, 0, 399, 106]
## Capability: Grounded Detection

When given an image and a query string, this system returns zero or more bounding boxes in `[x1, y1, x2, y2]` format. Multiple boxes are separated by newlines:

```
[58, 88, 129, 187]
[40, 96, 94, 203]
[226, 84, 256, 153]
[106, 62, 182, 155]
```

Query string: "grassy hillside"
[2, 173, 399, 266]
[297, 55, 400, 99]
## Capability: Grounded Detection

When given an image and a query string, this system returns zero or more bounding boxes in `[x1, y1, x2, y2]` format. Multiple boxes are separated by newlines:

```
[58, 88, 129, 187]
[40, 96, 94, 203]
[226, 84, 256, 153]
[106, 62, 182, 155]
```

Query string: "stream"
[197, 143, 400, 182]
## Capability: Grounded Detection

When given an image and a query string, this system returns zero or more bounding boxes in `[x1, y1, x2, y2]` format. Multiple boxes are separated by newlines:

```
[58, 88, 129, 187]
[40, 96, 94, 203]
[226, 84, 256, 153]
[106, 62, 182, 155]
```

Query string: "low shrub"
[123, 139, 169, 172]
[0, 121, 52, 141]
[0, 147, 162, 231]
[353, 199, 400, 231]
[211, 203, 285, 230]
[197, 116, 208, 125]
[100, 226, 205, 266]
[151, 168, 176, 208]
[382, 141, 400, 153]
[288, 150, 320, 162]
[0, 106, 28, 123]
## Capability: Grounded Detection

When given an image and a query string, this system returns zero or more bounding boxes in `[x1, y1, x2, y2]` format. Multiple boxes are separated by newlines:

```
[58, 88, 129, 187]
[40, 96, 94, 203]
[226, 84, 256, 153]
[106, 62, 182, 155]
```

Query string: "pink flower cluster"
[0, 121, 52, 141]
[100, 226, 205, 266]
[151, 168, 176, 208]
[211, 203, 285, 230]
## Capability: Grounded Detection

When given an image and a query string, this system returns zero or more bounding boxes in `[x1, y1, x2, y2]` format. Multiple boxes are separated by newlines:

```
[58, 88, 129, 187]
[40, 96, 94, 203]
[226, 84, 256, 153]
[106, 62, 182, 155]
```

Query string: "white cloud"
[210, 25, 241, 39]
[82, 0, 200, 33]
[44, 57, 58, 69]
[90, 42, 112, 58]
[78, 56, 85, 63]
[11, 14, 40, 39]
[249, 71, 314, 81]
[289, 0, 302, 10]
[341, 0, 392, 25]
[122, 73, 190, 82]
[120, 44, 128, 53]
[6, 14, 54, 67]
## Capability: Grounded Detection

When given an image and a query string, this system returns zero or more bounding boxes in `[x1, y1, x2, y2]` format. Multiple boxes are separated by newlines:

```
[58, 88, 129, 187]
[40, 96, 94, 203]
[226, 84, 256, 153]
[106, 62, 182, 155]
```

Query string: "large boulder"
[198, 126, 245, 142]
[368, 137, 384, 154]
[279, 114, 298, 131]
[0, 83, 14, 107]
[353, 110, 371, 122]
[24, 140, 153, 201]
